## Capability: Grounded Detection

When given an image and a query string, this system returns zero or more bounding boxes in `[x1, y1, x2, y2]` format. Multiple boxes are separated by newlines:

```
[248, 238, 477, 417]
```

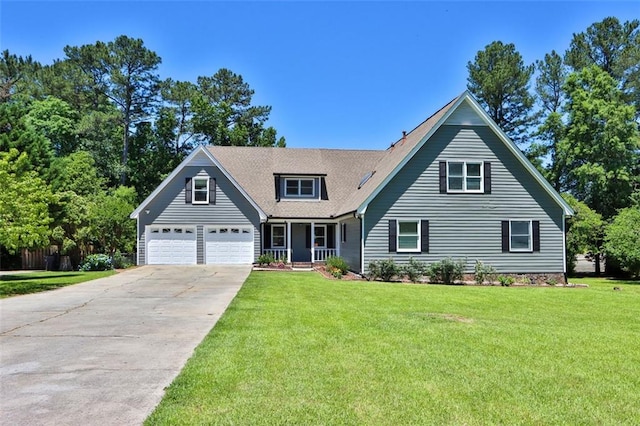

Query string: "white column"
[286, 222, 292, 263]
[310, 222, 315, 263]
[336, 223, 341, 257]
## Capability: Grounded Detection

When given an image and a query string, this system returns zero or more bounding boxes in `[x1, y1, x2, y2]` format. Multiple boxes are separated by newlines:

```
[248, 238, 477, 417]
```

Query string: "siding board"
[137, 165, 261, 265]
[364, 125, 564, 274]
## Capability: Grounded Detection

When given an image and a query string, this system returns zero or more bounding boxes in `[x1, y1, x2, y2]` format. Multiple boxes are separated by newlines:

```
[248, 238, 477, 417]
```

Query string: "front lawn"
[147, 272, 640, 425]
[0, 270, 116, 298]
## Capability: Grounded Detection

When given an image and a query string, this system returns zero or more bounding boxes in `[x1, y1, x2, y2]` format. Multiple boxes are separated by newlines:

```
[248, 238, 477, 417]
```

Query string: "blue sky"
[1, 1, 638, 150]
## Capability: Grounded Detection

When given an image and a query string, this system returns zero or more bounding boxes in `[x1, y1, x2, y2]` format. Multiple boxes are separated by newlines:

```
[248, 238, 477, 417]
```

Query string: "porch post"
[286, 221, 291, 263]
[311, 222, 315, 263]
[336, 223, 341, 257]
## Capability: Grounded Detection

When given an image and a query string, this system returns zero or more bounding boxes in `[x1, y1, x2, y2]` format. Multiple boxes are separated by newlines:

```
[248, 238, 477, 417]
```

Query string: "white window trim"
[397, 219, 421, 253]
[509, 220, 533, 252]
[271, 224, 286, 249]
[192, 177, 209, 204]
[314, 224, 327, 248]
[447, 160, 484, 193]
[284, 177, 316, 198]
[341, 223, 347, 243]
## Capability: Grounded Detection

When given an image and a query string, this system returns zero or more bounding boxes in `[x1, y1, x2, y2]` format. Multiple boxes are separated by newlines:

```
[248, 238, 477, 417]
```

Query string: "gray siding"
[364, 125, 565, 274]
[137, 165, 262, 264]
[339, 217, 362, 273]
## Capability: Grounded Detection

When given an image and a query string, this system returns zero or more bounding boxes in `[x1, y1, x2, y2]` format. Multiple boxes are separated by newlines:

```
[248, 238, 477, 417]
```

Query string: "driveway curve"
[0, 265, 250, 426]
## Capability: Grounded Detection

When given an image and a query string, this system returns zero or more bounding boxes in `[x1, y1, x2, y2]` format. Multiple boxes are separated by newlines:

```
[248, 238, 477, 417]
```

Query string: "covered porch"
[262, 221, 339, 263]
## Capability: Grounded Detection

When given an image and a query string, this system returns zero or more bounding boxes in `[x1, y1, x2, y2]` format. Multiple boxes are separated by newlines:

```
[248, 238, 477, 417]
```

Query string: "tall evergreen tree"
[565, 17, 640, 116]
[64, 36, 161, 184]
[467, 41, 537, 146]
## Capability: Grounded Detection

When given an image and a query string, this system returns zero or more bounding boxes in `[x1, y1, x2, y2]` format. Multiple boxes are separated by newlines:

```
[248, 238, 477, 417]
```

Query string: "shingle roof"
[207, 146, 385, 218]
[208, 94, 461, 219]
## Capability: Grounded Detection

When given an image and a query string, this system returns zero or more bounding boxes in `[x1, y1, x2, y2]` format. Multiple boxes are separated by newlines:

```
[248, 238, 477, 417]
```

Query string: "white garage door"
[147, 226, 197, 265]
[206, 226, 254, 264]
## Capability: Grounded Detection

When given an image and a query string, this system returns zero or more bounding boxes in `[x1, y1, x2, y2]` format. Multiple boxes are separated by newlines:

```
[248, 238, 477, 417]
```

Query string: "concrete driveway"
[0, 265, 250, 425]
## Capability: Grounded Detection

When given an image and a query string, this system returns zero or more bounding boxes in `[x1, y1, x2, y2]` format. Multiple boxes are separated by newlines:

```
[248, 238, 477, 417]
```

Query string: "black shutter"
[185, 177, 192, 204]
[320, 177, 328, 200]
[209, 178, 216, 205]
[388, 220, 397, 252]
[501, 221, 509, 252]
[341, 223, 346, 243]
[532, 221, 540, 252]
[264, 224, 272, 249]
[439, 161, 447, 193]
[421, 220, 429, 253]
[327, 225, 335, 249]
[305, 225, 311, 249]
[274, 176, 281, 201]
[484, 162, 492, 194]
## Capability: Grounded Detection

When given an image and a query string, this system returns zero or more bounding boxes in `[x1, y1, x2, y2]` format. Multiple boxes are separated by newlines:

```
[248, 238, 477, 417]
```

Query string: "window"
[193, 177, 209, 204]
[397, 220, 420, 252]
[285, 178, 315, 197]
[448, 161, 483, 192]
[510, 220, 532, 252]
[271, 225, 285, 248]
[314, 225, 326, 248]
[341, 223, 347, 243]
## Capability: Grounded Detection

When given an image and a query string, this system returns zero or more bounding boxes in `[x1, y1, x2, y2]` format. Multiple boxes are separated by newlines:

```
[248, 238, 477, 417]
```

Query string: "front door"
[291, 223, 311, 262]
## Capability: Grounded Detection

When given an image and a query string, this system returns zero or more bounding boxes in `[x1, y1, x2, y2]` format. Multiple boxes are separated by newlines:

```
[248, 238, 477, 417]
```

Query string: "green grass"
[147, 272, 640, 425]
[0, 270, 116, 298]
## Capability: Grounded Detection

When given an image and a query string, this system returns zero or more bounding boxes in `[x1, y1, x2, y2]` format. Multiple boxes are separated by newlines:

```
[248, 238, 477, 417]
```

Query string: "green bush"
[325, 256, 349, 279]
[326, 256, 349, 274]
[257, 253, 276, 266]
[498, 275, 515, 287]
[474, 260, 497, 285]
[604, 206, 640, 278]
[427, 257, 466, 284]
[111, 251, 133, 269]
[402, 257, 426, 283]
[79, 254, 113, 271]
[368, 259, 400, 282]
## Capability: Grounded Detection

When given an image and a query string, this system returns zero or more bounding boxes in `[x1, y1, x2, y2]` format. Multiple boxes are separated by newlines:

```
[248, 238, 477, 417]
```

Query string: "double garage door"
[146, 226, 254, 265]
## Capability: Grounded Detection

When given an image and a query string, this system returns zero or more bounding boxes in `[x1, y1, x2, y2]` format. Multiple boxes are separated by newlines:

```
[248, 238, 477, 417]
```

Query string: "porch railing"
[263, 249, 288, 261]
[313, 248, 337, 262]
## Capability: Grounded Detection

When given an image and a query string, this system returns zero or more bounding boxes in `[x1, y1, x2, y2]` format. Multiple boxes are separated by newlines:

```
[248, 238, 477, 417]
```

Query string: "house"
[130, 91, 573, 281]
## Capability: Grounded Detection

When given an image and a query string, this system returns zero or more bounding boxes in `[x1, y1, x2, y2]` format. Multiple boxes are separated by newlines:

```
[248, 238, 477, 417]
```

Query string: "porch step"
[292, 262, 313, 269]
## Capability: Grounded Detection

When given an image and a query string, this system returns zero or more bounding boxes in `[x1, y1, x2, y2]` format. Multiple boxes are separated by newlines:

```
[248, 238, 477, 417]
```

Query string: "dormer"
[274, 174, 328, 201]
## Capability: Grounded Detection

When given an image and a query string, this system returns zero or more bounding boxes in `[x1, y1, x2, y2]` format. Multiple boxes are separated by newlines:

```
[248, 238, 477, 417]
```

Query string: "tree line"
[467, 16, 640, 276]
[1, 35, 285, 266]
[2, 17, 639, 275]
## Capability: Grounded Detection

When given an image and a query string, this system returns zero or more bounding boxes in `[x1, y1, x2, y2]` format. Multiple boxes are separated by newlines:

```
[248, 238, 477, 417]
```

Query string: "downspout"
[360, 213, 365, 274]
[562, 213, 568, 284]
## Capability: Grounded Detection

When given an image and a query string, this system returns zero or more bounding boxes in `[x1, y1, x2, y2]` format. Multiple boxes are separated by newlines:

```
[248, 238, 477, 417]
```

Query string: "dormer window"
[285, 178, 315, 197]
[274, 174, 327, 201]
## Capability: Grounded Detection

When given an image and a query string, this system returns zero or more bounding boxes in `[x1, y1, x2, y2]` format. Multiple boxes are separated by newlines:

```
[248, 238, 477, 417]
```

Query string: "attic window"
[358, 171, 375, 189]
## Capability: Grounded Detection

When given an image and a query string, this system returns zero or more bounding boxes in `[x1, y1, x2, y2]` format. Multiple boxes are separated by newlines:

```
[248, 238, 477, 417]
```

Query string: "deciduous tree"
[604, 206, 640, 278]
[0, 149, 54, 252]
[558, 65, 639, 220]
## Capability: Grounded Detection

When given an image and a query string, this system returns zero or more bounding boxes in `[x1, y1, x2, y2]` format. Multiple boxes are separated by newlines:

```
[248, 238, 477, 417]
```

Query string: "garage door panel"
[206, 227, 253, 264]
[147, 227, 196, 265]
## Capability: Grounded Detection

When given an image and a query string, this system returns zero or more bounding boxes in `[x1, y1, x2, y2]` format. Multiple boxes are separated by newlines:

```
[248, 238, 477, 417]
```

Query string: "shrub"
[326, 256, 349, 274]
[498, 275, 515, 287]
[368, 259, 400, 282]
[111, 251, 133, 269]
[474, 260, 497, 285]
[257, 253, 275, 267]
[402, 257, 426, 283]
[79, 254, 113, 271]
[604, 206, 640, 278]
[427, 257, 466, 284]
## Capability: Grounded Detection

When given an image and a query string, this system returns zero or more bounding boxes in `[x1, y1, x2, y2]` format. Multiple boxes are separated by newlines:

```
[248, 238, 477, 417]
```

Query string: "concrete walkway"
[0, 265, 250, 425]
